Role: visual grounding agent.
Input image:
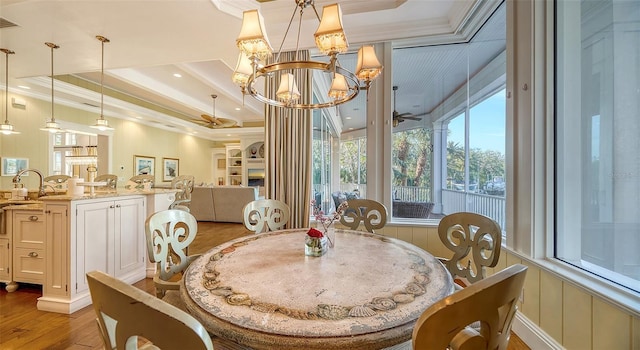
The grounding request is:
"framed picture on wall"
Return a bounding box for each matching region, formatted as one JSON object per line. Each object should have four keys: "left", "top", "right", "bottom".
{"left": 1, "top": 157, "right": 29, "bottom": 176}
{"left": 134, "top": 155, "right": 155, "bottom": 176}
{"left": 217, "top": 158, "right": 226, "bottom": 169}
{"left": 162, "top": 158, "right": 179, "bottom": 182}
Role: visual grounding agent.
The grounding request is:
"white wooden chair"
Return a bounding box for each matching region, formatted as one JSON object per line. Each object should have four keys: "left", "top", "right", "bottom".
{"left": 44, "top": 174, "right": 71, "bottom": 184}
{"left": 145, "top": 209, "right": 200, "bottom": 306}
{"left": 412, "top": 264, "right": 527, "bottom": 350}
{"left": 94, "top": 174, "right": 118, "bottom": 191}
{"left": 242, "top": 199, "right": 290, "bottom": 233}
{"left": 86, "top": 270, "right": 214, "bottom": 350}
{"left": 438, "top": 212, "right": 502, "bottom": 288}
{"left": 339, "top": 198, "right": 388, "bottom": 233}
{"left": 129, "top": 174, "right": 154, "bottom": 187}
{"left": 169, "top": 175, "right": 195, "bottom": 212}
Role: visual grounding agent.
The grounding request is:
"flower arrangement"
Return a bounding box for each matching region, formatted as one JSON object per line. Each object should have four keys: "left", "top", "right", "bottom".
{"left": 310, "top": 199, "right": 348, "bottom": 248}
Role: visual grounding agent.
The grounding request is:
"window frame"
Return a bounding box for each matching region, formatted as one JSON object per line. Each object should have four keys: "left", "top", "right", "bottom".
{"left": 507, "top": 0, "right": 640, "bottom": 316}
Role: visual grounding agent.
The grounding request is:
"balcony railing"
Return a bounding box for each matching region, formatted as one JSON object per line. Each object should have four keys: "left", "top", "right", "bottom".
{"left": 314, "top": 184, "right": 505, "bottom": 229}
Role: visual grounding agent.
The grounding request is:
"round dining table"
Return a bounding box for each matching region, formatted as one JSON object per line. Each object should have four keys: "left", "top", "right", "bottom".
{"left": 181, "top": 228, "right": 454, "bottom": 350}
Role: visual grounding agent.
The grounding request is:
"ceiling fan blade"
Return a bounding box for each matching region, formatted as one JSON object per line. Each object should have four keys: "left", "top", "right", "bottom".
{"left": 201, "top": 114, "right": 216, "bottom": 123}
{"left": 403, "top": 116, "right": 422, "bottom": 121}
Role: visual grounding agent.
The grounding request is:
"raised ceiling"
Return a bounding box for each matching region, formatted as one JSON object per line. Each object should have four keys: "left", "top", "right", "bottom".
{"left": 0, "top": 0, "right": 502, "bottom": 140}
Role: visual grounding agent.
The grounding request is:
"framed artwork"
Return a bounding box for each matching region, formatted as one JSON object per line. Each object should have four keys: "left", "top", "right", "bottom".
{"left": 1, "top": 157, "right": 29, "bottom": 176}
{"left": 217, "top": 158, "right": 226, "bottom": 169}
{"left": 162, "top": 158, "right": 179, "bottom": 182}
{"left": 134, "top": 155, "right": 155, "bottom": 176}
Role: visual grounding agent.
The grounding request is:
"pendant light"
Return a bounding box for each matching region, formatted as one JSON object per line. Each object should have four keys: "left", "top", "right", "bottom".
{"left": 40, "top": 42, "right": 62, "bottom": 133}
{"left": 0, "top": 48, "right": 19, "bottom": 135}
{"left": 90, "top": 35, "right": 113, "bottom": 131}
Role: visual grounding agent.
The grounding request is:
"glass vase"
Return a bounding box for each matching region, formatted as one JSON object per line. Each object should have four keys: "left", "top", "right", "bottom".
{"left": 305, "top": 235, "right": 328, "bottom": 257}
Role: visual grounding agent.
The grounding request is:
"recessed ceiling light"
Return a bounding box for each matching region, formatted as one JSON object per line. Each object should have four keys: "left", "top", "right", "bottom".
{"left": 173, "top": 73, "right": 182, "bottom": 78}
{"left": 235, "top": 107, "right": 241, "bottom": 111}
{"left": 345, "top": 116, "right": 351, "bottom": 120}
{"left": 18, "top": 85, "right": 30, "bottom": 89}
{"left": 226, "top": 134, "right": 232, "bottom": 137}
{"left": 135, "top": 116, "right": 143, "bottom": 119}
{"left": 349, "top": 127, "right": 354, "bottom": 130}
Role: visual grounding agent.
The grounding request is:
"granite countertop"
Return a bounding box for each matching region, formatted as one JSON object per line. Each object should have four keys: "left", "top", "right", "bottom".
{"left": 39, "top": 188, "right": 179, "bottom": 201}
{"left": 1, "top": 202, "right": 44, "bottom": 211}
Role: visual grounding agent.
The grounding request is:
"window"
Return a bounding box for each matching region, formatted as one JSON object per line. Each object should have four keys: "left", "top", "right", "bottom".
{"left": 391, "top": 2, "right": 506, "bottom": 223}
{"left": 312, "top": 108, "right": 336, "bottom": 214}
{"left": 555, "top": 0, "right": 640, "bottom": 292}
{"left": 339, "top": 136, "right": 366, "bottom": 197}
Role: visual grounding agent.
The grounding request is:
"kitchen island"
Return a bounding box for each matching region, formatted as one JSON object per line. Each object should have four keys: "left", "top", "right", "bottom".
{"left": 1, "top": 189, "right": 177, "bottom": 314}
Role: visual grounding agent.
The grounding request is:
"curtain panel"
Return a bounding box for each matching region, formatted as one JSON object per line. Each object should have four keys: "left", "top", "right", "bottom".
{"left": 264, "top": 50, "right": 313, "bottom": 228}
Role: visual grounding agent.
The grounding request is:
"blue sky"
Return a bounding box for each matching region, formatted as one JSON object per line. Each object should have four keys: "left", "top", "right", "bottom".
{"left": 448, "top": 90, "right": 506, "bottom": 154}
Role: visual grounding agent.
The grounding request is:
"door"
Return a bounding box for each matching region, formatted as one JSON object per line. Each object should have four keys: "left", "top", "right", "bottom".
{"left": 113, "top": 197, "right": 145, "bottom": 278}
{"left": 75, "top": 200, "right": 113, "bottom": 294}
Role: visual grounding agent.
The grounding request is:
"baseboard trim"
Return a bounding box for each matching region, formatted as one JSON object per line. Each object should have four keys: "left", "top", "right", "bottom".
{"left": 512, "top": 312, "right": 565, "bottom": 350}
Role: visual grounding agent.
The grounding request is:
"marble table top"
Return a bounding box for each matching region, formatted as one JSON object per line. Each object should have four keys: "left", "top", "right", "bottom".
{"left": 181, "top": 228, "right": 454, "bottom": 350}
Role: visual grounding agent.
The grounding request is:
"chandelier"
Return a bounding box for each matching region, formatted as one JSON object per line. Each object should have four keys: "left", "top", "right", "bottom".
{"left": 90, "top": 35, "right": 114, "bottom": 131}
{"left": 0, "top": 48, "right": 19, "bottom": 135}
{"left": 41, "top": 42, "right": 63, "bottom": 133}
{"left": 232, "top": 0, "right": 383, "bottom": 110}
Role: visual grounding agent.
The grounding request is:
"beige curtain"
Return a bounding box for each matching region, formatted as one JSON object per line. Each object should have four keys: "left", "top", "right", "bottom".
{"left": 264, "top": 50, "right": 312, "bottom": 229}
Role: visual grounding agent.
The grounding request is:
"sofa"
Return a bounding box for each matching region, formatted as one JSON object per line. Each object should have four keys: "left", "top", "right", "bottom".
{"left": 189, "top": 186, "right": 258, "bottom": 223}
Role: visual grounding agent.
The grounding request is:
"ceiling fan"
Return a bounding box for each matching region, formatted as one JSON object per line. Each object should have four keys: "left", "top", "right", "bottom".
{"left": 392, "top": 85, "right": 422, "bottom": 127}
{"left": 196, "top": 94, "right": 238, "bottom": 129}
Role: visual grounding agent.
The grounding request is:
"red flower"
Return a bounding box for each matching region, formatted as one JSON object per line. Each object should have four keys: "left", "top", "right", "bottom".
{"left": 307, "top": 227, "right": 324, "bottom": 238}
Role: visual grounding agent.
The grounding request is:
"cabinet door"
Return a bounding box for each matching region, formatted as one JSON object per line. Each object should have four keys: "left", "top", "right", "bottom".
{"left": 13, "top": 211, "right": 45, "bottom": 249}
{"left": 114, "top": 197, "right": 145, "bottom": 278}
{"left": 75, "top": 201, "right": 113, "bottom": 294}
{"left": 45, "top": 203, "right": 69, "bottom": 297}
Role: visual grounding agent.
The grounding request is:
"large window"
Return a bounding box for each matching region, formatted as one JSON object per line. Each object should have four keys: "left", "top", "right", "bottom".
{"left": 555, "top": 0, "right": 640, "bottom": 292}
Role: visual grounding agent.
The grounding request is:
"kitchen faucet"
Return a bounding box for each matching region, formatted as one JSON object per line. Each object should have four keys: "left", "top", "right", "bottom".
{"left": 12, "top": 168, "right": 47, "bottom": 198}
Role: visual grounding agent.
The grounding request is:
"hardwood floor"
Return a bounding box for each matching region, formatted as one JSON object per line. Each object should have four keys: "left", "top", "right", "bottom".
{"left": 0, "top": 221, "right": 529, "bottom": 350}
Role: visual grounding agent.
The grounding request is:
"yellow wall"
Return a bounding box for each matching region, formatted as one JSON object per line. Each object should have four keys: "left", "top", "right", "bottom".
{"left": 0, "top": 92, "right": 217, "bottom": 190}
{"left": 375, "top": 224, "right": 640, "bottom": 350}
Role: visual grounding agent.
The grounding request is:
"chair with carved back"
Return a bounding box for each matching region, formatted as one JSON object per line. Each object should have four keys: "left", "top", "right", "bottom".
{"left": 145, "top": 209, "right": 201, "bottom": 310}
{"left": 94, "top": 174, "right": 118, "bottom": 191}
{"left": 339, "top": 198, "right": 388, "bottom": 233}
{"left": 242, "top": 199, "right": 290, "bottom": 233}
{"left": 412, "top": 264, "right": 527, "bottom": 350}
{"left": 44, "top": 174, "right": 71, "bottom": 184}
{"left": 129, "top": 174, "right": 155, "bottom": 187}
{"left": 86, "top": 270, "right": 214, "bottom": 350}
{"left": 169, "top": 175, "right": 195, "bottom": 212}
{"left": 438, "top": 212, "right": 502, "bottom": 289}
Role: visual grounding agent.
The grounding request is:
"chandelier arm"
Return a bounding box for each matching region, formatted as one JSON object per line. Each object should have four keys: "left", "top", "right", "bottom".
{"left": 3, "top": 50, "right": 9, "bottom": 124}
{"left": 310, "top": 3, "right": 321, "bottom": 21}
{"left": 274, "top": 4, "right": 300, "bottom": 63}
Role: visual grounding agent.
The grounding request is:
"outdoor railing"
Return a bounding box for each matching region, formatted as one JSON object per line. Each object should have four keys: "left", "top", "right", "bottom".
{"left": 313, "top": 184, "right": 505, "bottom": 229}
{"left": 442, "top": 189, "right": 506, "bottom": 231}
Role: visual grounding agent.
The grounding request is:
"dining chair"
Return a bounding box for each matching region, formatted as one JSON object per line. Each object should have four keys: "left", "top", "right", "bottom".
{"left": 412, "top": 264, "right": 527, "bottom": 350}
{"left": 94, "top": 174, "right": 118, "bottom": 191}
{"left": 243, "top": 199, "right": 290, "bottom": 233}
{"left": 169, "top": 174, "right": 195, "bottom": 212}
{"left": 129, "top": 174, "right": 155, "bottom": 187}
{"left": 438, "top": 212, "right": 502, "bottom": 289}
{"left": 44, "top": 174, "right": 70, "bottom": 184}
{"left": 339, "top": 198, "right": 388, "bottom": 233}
{"left": 86, "top": 270, "right": 214, "bottom": 350}
{"left": 145, "top": 209, "right": 201, "bottom": 309}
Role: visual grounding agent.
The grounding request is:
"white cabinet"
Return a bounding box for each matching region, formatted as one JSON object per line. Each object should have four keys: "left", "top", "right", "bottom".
{"left": 75, "top": 197, "right": 145, "bottom": 295}
{"left": 12, "top": 211, "right": 46, "bottom": 285}
{"left": 0, "top": 209, "right": 46, "bottom": 292}
{"left": 39, "top": 195, "right": 146, "bottom": 314}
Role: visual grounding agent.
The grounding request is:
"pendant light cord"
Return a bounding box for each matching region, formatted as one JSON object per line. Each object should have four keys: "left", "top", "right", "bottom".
{"left": 1, "top": 49, "right": 14, "bottom": 124}
{"left": 45, "top": 42, "right": 59, "bottom": 123}
{"left": 97, "top": 36, "right": 110, "bottom": 119}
